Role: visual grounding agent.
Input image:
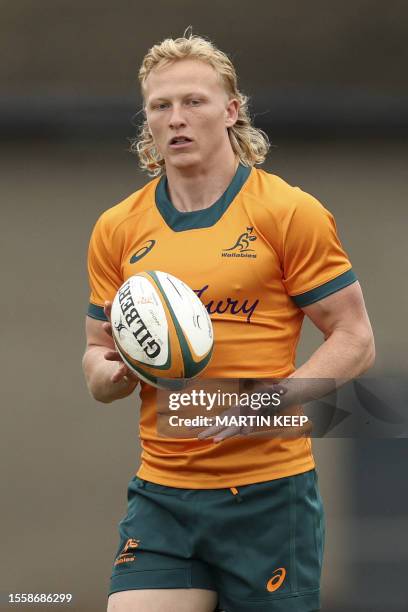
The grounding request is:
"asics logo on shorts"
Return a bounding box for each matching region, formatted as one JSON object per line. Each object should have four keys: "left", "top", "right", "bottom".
{"left": 266, "top": 567, "right": 286, "bottom": 592}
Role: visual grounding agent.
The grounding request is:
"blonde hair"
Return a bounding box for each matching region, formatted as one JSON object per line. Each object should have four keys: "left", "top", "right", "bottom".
{"left": 131, "top": 31, "right": 270, "bottom": 176}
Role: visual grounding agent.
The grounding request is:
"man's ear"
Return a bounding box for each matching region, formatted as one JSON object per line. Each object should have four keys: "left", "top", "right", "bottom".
{"left": 225, "top": 98, "right": 239, "bottom": 127}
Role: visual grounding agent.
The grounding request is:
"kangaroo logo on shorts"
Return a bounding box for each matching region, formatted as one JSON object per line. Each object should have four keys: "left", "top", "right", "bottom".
{"left": 266, "top": 567, "right": 286, "bottom": 592}
{"left": 114, "top": 538, "right": 140, "bottom": 566}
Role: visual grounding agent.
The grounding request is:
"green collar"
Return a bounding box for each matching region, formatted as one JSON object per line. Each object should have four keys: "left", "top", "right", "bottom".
{"left": 155, "top": 163, "right": 252, "bottom": 232}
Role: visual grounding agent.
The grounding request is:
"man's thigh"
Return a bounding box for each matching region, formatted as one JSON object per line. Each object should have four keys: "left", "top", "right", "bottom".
{"left": 107, "top": 588, "right": 218, "bottom": 612}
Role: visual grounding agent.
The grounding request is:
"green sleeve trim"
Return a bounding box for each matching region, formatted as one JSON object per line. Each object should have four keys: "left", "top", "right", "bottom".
{"left": 87, "top": 303, "right": 108, "bottom": 321}
{"left": 292, "top": 269, "right": 357, "bottom": 307}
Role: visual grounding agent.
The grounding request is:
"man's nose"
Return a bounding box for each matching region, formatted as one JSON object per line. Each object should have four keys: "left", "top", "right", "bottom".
{"left": 169, "top": 104, "right": 186, "bottom": 129}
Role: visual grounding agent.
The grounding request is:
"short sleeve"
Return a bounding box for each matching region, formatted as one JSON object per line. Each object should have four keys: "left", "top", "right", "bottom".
{"left": 87, "top": 214, "right": 123, "bottom": 321}
{"left": 282, "top": 190, "right": 357, "bottom": 307}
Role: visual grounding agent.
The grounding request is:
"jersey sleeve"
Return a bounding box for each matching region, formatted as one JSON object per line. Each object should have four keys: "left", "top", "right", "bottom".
{"left": 87, "top": 213, "right": 123, "bottom": 321}
{"left": 282, "top": 190, "right": 357, "bottom": 307}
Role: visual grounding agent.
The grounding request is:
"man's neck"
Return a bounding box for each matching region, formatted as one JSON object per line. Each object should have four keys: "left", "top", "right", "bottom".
{"left": 165, "top": 152, "right": 239, "bottom": 213}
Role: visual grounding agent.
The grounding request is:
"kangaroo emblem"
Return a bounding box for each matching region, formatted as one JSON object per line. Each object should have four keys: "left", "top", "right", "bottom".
{"left": 224, "top": 227, "right": 257, "bottom": 253}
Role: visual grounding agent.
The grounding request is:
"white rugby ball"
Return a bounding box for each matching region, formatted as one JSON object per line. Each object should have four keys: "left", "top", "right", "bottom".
{"left": 110, "top": 271, "right": 214, "bottom": 389}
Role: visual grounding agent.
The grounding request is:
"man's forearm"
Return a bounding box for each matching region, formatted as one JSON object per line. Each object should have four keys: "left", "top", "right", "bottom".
{"left": 294, "top": 327, "right": 375, "bottom": 381}
{"left": 82, "top": 346, "right": 138, "bottom": 403}
{"left": 284, "top": 328, "right": 375, "bottom": 406}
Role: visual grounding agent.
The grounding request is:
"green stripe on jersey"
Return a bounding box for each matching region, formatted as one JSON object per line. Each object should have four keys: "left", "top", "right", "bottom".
{"left": 292, "top": 269, "right": 357, "bottom": 307}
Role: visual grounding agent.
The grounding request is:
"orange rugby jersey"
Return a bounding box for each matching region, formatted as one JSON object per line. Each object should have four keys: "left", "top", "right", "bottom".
{"left": 87, "top": 164, "right": 356, "bottom": 487}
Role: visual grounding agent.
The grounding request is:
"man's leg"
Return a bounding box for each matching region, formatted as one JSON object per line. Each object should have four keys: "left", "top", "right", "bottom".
{"left": 202, "top": 470, "right": 324, "bottom": 612}
{"left": 109, "top": 478, "right": 218, "bottom": 610}
{"left": 107, "top": 587, "right": 218, "bottom": 612}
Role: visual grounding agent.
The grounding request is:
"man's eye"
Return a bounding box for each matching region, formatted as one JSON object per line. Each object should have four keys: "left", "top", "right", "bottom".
{"left": 188, "top": 99, "right": 201, "bottom": 106}
{"left": 154, "top": 103, "right": 169, "bottom": 110}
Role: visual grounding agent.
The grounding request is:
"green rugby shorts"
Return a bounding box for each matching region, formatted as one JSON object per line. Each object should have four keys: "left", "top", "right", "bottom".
{"left": 109, "top": 469, "right": 325, "bottom": 612}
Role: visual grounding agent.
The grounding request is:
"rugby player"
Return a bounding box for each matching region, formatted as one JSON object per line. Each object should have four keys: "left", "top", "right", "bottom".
{"left": 82, "top": 32, "right": 375, "bottom": 612}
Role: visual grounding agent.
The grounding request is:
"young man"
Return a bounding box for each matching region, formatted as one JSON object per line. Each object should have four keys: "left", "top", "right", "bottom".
{"left": 83, "top": 33, "right": 375, "bottom": 612}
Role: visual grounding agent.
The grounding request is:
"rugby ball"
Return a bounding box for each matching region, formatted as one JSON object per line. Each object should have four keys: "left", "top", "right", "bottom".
{"left": 110, "top": 271, "right": 214, "bottom": 389}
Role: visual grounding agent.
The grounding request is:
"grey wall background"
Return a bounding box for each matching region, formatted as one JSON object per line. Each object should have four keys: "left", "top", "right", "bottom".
{"left": 1, "top": 2, "right": 407, "bottom": 611}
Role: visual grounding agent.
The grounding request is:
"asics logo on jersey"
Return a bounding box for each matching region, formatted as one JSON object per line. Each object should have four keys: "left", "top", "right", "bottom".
{"left": 222, "top": 227, "right": 257, "bottom": 258}
{"left": 266, "top": 567, "right": 286, "bottom": 592}
{"left": 114, "top": 538, "right": 140, "bottom": 566}
{"left": 130, "top": 240, "right": 156, "bottom": 263}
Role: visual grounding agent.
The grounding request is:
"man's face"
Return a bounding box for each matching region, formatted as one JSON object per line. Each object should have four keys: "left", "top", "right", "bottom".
{"left": 144, "top": 59, "right": 238, "bottom": 171}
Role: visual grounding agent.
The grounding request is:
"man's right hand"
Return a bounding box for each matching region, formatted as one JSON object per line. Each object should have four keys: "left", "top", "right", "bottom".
{"left": 102, "top": 301, "right": 140, "bottom": 385}
{"left": 82, "top": 301, "right": 139, "bottom": 403}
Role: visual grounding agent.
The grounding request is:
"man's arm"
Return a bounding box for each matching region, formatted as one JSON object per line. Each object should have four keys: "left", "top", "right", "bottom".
{"left": 82, "top": 303, "right": 139, "bottom": 404}
{"left": 295, "top": 280, "right": 375, "bottom": 380}
{"left": 281, "top": 280, "right": 375, "bottom": 407}
{"left": 199, "top": 281, "right": 375, "bottom": 441}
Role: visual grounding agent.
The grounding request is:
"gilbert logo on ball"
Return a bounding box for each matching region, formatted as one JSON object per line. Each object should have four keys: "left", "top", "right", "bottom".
{"left": 111, "top": 271, "right": 214, "bottom": 389}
